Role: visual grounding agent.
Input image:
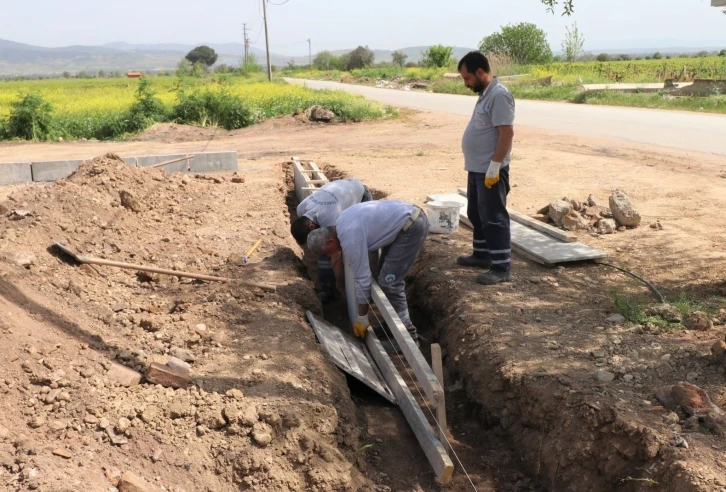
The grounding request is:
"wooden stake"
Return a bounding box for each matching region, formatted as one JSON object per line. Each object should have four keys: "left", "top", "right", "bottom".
{"left": 430, "top": 344, "right": 449, "bottom": 456}
{"left": 149, "top": 155, "right": 193, "bottom": 169}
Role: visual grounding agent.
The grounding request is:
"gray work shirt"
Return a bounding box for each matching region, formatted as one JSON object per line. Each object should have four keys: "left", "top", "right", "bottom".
{"left": 297, "top": 178, "right": 366, "bottom": 228}
{"left": 336, "top": 200, "right": 416, "bottom": 304}
{"left": 461, "top": 78, "right": 515, "bottom": 173}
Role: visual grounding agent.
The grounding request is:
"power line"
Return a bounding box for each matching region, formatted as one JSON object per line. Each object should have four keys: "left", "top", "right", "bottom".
{"left": 267, "top": 0, "right": 290, "bottom": 5}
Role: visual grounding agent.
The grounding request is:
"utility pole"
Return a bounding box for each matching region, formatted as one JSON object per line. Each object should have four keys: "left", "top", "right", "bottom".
{"left": 261, "top": 0, "right": 272, "bottom": 81}
{"left": 307, "top": 39, "right": 312, "bottom": 68}
{"left": 242, "top": 23, "right": 249, "bottom": 67}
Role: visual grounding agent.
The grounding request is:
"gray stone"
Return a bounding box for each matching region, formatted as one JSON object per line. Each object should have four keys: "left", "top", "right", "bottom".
{"left": 596, "top": 218, "right": 617, "bottom": 235}
{"left": 623, "top": 374, "right": 634, "bottom": 382}
{"left": 166, "top": 357, "right": 190, "bottom": 372}
{"left": 587, "top": 194, "right": 602, "bottom": 207}
{"left": 0, "top": 162, "right": 32, "bottom": 185}
{"left": 606, "top": 314, "right": 626, "bottom": 324}
{"left": 656, "top": 363, "right": 673, "bottom": 377}
{"left": 595, "top": 370, "right": 616, "bottom": 383}
{"left": 609, "top": 190, "right": 641, "bottom": 227}
{"left": 686, "top": 372, "right": 699, "bottom": 382}
{"left": 562, "top": 212, "right": 588, "bottom": 231}
{"left": 170, "top": 347, "right": 196, "bottom": 363}
{"left": 592, "top": 350, "right": 607, "bottom": 359}
{"left": 188, "top": 151, "right": 238, "bottom": 173}
{"left": 31, "top": 159, "right": 84, "bottom": 182}
{"left": 548, "top": 199, "right": 573, "bottom": 227}
{"left": 307, "top": 105, "right": 335, "bottom": 123}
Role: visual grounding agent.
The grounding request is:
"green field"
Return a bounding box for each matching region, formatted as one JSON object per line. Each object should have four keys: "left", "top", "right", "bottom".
{"left": 283, "top": 56, "right": 726, "bottom": 114}
{"left": 0, "top": 74, "right": 397, "bottom": 142}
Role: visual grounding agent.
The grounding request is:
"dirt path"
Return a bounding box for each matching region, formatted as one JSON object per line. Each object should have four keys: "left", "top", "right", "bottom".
{"left": 2, "top": 110, "right": 726, "bottom": 491}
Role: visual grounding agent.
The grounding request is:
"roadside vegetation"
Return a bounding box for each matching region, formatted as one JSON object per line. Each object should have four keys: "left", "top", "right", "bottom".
{"left": 281, "top": 24, "right": 726, "bottom": 115}
{"left": 0, "top": 70, "right": 396, "bottom": 142}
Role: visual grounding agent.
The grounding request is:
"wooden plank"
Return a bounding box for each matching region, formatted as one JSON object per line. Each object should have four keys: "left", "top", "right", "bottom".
{"left": 307, "top": 179, "right": 329, "bottom": 184}
{"left": 430, "top": 344, "right": 449, "bottom": 456}
{"left": 343, "top": 262, "right": 359, "bottom": 333}
{"left": 455, "top": 188, "right": 576, "bottom": 242}
{"left": 370, "top": 282, "right": 444, "bottom": 406}
{"left": 365, "top": 331, "right": 454, "bottom": 484}
{"left": 306, "top": 311, "right": 395, "bottom": 403}
{"left": 509, "top": 210, "right": 577, "bottom": 243}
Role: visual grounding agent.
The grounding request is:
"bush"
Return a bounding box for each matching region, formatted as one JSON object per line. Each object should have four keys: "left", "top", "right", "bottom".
{"left": 421, "top": 45, "right": 453, "bottom": 68}
{"left": 125, "top": 78, "right": 168, "bottom": 132}
{"left": 479, "top": 22, "right": 552, "bottom": 64}
{"left": 596, "top": 53, "right": 611, "bottom": 62}
{"left": 172, "top": 89, "right": 254, "bottom": 130}
{"left": 2, "top": 93, "right": 55, "bottom": 141}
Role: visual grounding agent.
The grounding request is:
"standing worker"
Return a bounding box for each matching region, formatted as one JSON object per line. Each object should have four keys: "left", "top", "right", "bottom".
{"left": 291, "top": 178, "right": 373, "bottom": 302}
{"left": 457, "top": 51, "right": 515, "bottom": 285}
{"left": 306, "top": 200, "right": 428, "bottom": 350}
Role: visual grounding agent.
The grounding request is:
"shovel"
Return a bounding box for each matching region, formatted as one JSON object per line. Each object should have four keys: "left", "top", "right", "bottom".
{"left": 53, "top": 242, "right": 276, "bottom": 292}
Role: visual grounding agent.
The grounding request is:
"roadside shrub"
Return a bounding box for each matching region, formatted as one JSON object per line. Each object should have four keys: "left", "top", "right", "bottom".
{"left": 2, "top": 93, "right": 55, "bottom": 141}
{"left": 125, "top": 78, "right": 168, "bottom": 133}
{"left": 172, "top": 89, "right": 254, "bottom": 130}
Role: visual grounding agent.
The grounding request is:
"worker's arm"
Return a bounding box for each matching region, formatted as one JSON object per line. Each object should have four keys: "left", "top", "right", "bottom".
{"left": 342, "top": 237, "right": 373, "bottom": 337}
{"left": 485, "top": 92, "right": 516, "bottom": 188}
{"left": 492, "top": 125, "right": 514, "bottom": 163}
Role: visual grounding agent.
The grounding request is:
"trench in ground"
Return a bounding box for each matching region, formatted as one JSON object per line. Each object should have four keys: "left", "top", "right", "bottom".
{"left": 284, "top": 165, "right": 537, "bottom": 491}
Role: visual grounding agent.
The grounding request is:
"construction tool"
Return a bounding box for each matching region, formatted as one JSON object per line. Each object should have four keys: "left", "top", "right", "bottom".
{"left": 53, "top": 242, "right": 276, "bottom": 292}
{"left": 242, "top": 239, "right": 263, "bottom": 265}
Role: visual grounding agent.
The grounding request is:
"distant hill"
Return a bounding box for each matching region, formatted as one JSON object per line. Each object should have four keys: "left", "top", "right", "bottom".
{"left": 0, "top": 39, "right": 480, "bottom": 77}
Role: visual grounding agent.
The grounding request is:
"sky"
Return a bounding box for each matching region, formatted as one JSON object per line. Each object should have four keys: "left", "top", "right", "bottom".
{"left": 0, "top": 0, "right": 724, "bottom": 55}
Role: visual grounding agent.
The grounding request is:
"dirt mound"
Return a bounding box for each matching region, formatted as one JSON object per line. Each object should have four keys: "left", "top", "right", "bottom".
{"left": 0, "top": 156, "right": 372, "bottom": 491}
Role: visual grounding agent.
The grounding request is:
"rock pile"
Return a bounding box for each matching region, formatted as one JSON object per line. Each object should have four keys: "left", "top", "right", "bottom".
{"left": 543, "top": 190, "right": 643, "bottom": 234}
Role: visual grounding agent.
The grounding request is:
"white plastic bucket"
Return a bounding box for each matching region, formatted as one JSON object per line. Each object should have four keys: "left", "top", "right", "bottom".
{"left": 426, "top": 200, "right": 461, "bottom": 234}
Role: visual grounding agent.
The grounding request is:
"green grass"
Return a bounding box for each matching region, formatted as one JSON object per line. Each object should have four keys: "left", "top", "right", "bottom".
{"left": 611, "top": 291, "right": 725, "bottom": 329}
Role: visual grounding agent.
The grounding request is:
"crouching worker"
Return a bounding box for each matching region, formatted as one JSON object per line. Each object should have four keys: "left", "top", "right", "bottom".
{"left": 291, "top": 178, "right": 373, "bottom": 302}
{"left": 306, "top": 200, "right": 429, "bottom": 349}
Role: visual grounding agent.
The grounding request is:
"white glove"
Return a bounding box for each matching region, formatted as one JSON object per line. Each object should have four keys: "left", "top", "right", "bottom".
{"left": 485, "top": 161, "right": 502, "bottom": 189}
{"left": 353, "top": 314, "right": 370, "bottom": 338}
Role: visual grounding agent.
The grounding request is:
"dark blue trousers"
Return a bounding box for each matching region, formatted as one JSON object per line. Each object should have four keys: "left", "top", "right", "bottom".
{"left": 467, "top": 168, "right": 511, "bottom": 272}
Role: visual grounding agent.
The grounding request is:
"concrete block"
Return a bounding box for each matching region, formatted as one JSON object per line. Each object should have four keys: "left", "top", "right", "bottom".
{"left": 146, "top": 362, "right": 190, "bottom": 389}
{"left": 189, "top": 151, "right": 238, "bottom": 173}
{"left": 31, "top": 159, "right": 84, "bottom": 182}
{"left": 121, "top": 156, "right": 138, "bottom": 166}
{"left": 135, "top": 154, "right": 190, "bottom": 173}
{"left": 0, "top": 162, "right": 33, "bottom": 185}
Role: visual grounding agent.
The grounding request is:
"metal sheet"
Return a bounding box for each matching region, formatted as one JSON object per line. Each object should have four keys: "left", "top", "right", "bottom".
{"left": 306, "top": 311, "right": 395, "bottom": 403}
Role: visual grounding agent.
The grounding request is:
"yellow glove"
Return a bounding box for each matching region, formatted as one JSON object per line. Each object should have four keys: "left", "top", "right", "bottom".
{"left": 484, "top": 160, "right": 502, "bottom": 189}
{"left": 353, "top": 315, "right": 370, "bottom": 338}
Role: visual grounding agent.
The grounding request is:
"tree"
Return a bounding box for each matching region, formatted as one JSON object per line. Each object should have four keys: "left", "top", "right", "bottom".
{"left": 479, "top": 23, "right": 552, "bottom": 65}
{"left": 596, "top": 53, "right": 611, "bottom": 62}
{"left": 421, "top": 45, "right": 453, "bottom": 68}
{"left": 62, "top": 71, "right": 70, "bottom": 78}
{"left": 561, "top": 22, "right": 585, "bottom": 62}
{"left": 185, "top": 45, "right": 218, "bottom": 67}
{"left": 696, "top": 50, "right": 709, "bottom": 58}
{"left": 720, "top": 49, "right": 726, "bottom": 57}
{"left": 391, "top": 51, "right": 408, "bottom": 68}
{"left": 345, "top": 46, "right": 375, "bottom": 70}
{"left": 176, "top": 58, "right": 193, "bottom": 76}
{"left": 239, "top": 54, "right": 263, "bottom": 75}
{"left": 653, "top": 52, "right": 663, "bottom": 60}
{"left": 314, "top": 51, "right": 335, "bottom": 70}
{"left": 540, "top": 0, "right": 574, "bottom": 15}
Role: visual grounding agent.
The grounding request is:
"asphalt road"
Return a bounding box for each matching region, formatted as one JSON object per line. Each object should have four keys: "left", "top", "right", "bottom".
{"left": 286, "top": 78, "right": 726, "bottom": 155}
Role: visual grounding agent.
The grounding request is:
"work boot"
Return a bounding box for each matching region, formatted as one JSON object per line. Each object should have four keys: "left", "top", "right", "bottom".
{"left": 476, "top": 269, "right": 512, "bottom": 285}
{"left": 456, "top": 255, "right": 491, "bottom": 269}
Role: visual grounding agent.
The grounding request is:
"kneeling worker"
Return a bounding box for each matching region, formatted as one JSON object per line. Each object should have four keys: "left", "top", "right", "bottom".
{"left": 306, "top": 200, "right": 429, "bottom": 346}
{"left": 291, "top": 178, "right": 373, "bottom": 302}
